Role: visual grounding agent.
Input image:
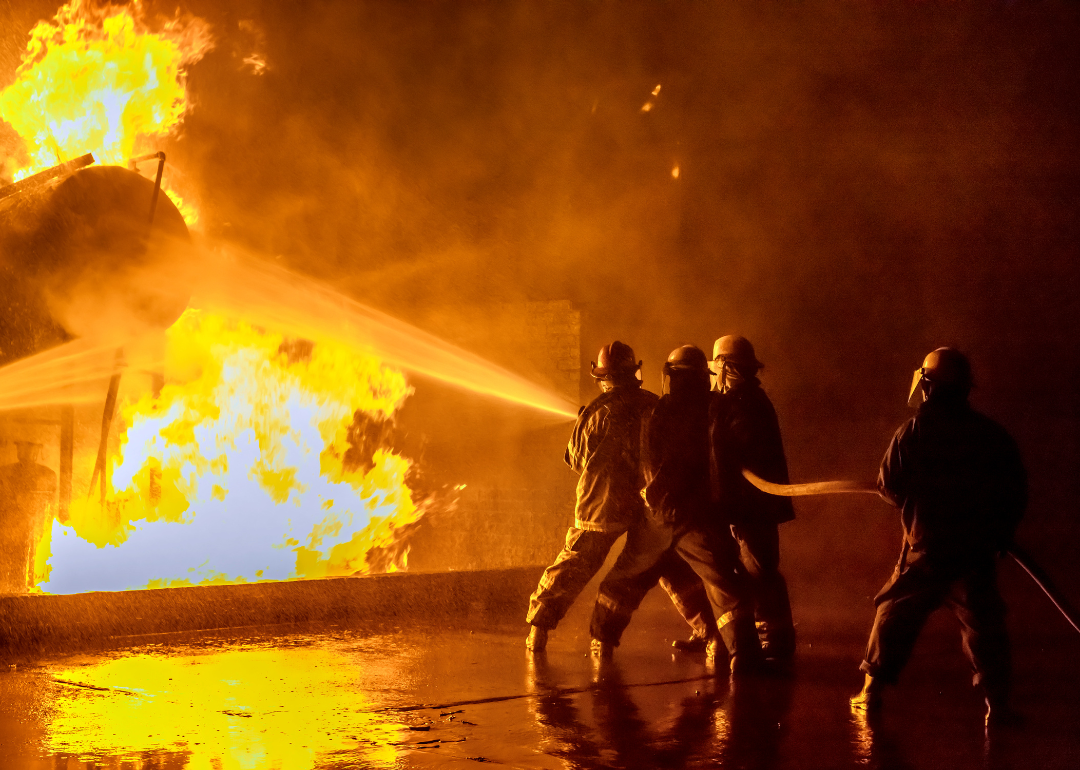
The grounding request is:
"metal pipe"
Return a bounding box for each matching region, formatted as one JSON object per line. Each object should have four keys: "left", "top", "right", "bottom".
{"left": 148, "top": 151, "right": 165, "bottom": 226}
{"left": 59, "top": 404, "right": 73, "bottom": 522}
{"left": 126, "top": 149, "right": 166, "bottom": 226}
{"left": 88, "top": 350, "right": 125, "bottom": 504}
{"left": 0, "top": 153, "right": 95, "bottom": 200}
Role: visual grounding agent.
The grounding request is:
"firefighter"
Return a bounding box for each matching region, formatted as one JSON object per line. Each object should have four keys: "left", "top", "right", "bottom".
{"left": 588, "top": 345, "right": 761, "bottom": 674}
{"left": 850, "top": 348, "right": 1027, "bottom": 727}
{"left": 526, "top": 342, "right": 715, "bottom": 652}
{"left": 710, "top": 335, "right": 797, "bottom": 664}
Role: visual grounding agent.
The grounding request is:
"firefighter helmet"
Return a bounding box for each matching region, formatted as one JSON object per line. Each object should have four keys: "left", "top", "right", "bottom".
{"left": 907, "top": 347, "right": 972, "bottom": 406}
{"left": 711, "top": 335, "right": 763, "bottom": 371}
{"left": 590, "top": 341, "right": 642, "bottom": 380}
{"left": 664, "top": 344, "right": 710, "bottom": 373}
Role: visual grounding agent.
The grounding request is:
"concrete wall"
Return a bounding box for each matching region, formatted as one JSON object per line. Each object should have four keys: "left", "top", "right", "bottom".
{"left": 0, "top": 566, "right": 544, "bottom": 655}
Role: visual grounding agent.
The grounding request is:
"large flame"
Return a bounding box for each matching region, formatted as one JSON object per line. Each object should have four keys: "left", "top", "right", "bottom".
{"left": 0, "top": 0, "right": 210, "bottom": 220}
{"left": 37, "top": 309, "right": 425, "bottom": 593}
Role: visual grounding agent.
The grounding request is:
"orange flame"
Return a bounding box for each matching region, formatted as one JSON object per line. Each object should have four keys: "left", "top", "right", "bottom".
{"left": 0, "top": 0, "right": 211, "bottom": 177}
{"left": 38, "top": 310, "right": 425, "bottom": 593}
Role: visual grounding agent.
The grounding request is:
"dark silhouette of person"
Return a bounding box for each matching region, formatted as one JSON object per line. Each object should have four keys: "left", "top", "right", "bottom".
{"left": 851, "top": 348, "right": 1026, "bottom": 728}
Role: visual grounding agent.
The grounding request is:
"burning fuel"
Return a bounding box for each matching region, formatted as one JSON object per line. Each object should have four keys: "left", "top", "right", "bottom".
{"left": 39, "top": 309, "right": 423, "bottom": 593}
{"left": 0, "top": 0, "right": 211, "bottom": 222}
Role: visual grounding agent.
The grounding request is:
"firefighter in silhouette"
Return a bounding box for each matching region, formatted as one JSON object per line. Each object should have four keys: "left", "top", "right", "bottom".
{"left": 851, "top": 348, "right": 1026, "bottom": 727}
{"left": 0, "top": 441, "right": 57, "bottom": 593}
{"left": 588, "top": 345, "right": 760, "bottom": 674}
{"left": 526, "top": 342, "right": 716, "bottom": 652}
{"left": 709, "top": 335, "right": 797, "bottom": 663}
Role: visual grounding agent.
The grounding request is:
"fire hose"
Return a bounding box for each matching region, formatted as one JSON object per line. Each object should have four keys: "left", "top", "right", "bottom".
{"left": 741, "top": 468, "right": 1080, "bottom": 636}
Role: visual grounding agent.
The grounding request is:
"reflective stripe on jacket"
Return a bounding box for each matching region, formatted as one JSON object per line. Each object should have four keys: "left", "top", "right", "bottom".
{"left": 566, "top": 386, "right": 659, "bottom": 532}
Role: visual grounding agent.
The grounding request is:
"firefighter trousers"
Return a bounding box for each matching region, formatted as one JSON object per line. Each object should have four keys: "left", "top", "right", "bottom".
{"left": 589, "top": 517, "right": 759, "bottom": 664}
{"left": 731, "top": 520, "right": 795, "bottom": 658}
{"left": 527, "top": 526, "right": 713, "bottom": 635}
{"left": 860, "top": 547, "right": 1010, "bottom": 696}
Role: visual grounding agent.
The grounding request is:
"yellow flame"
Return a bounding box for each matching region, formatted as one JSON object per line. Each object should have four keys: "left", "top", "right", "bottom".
{"left": 163, "top": 184, "right": 200, "bottom": 228}
{"left": 41, "top": 309, "right": 422, "bottom": 592}
{"left": 0, "top": 0, "right": 211, "bottom": 183}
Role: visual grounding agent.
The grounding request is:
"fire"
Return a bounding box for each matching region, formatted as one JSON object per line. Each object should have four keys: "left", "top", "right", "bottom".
{"left": 0, "top": 0, "right": 211, "bottom": 222}
{"left": 38, "top": 309, "right": 424, "bottom": 593}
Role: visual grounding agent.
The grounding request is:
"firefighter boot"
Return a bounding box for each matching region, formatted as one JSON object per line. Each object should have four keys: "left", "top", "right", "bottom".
{"left": 849, "top": 674, "right": 884, "bottom": 713}
{"left": 758, "top": 621, "right": 796, "bottom": 663}
{"left": 672, "top": 629, "right": 712, "bottom": 653}
{"left": 525, "top": 625, "right": 549, "bottom": 652}
{"left": 983, "top": 683, "right": 1022, "bottom": 730}
{"left": 718, "top": 611, "right": 763, "bottom": 677}
{"left": 704, "top": 637, "right": 729, "bottom": 675}
{"left": 590, "top": 638, "right": 615, "bottom": 659}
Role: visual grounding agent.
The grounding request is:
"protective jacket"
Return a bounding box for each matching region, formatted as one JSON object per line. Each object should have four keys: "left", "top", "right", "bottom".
{"left": 642, "top": 388, "right": 712, "bottom": 524}
{"left": 878, "top": 397, "right": 1026, "bottom": 556}
{"left": 565, "top": 385, "right": 659, "bottom": 532}
{"left": 709, "top": 380, "right": 795, "bottom": 527}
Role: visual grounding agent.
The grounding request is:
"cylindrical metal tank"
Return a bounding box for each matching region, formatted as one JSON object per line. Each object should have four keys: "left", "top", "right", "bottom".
{"left": 0, "top": 164, "right": 191, "bottom": 367}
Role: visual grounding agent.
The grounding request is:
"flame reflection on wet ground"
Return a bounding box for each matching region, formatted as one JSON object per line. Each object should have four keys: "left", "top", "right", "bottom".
{"left": 42, "top": 642, "right": 405, "bottom": 769}
{"left": 0, "top": 585, "right": 1078, "bottom": 770}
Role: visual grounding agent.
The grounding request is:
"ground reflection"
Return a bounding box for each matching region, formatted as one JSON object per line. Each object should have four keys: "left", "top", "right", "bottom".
{"left": 41, "top": 639, "right": 405, "bottom": 769}
{"left": 848, "top": 704, "right": 914, "bottom": 770}
{"left": 3, "top": 615, "right": 1073, "bottom": 769}
{"left": 526, "top": 655, "right": 794, "bottom": 769}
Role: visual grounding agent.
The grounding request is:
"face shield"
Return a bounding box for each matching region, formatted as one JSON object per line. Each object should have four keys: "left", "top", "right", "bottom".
{"left": 596, "top": 366, "right": 643, "bottom": 392}
{"left": 709, "top": 358, "right": 745, "bottom": 394}
{"left": 907, "top": 368, "right": 928, "bottom": 408}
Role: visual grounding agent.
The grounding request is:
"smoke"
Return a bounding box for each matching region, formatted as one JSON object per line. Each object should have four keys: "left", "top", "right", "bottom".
{"left": 2, "top": 1, "right": 1078, "bottom": 597}
{"left": 167, "top": 0, "right": 1080, "bottom": 595}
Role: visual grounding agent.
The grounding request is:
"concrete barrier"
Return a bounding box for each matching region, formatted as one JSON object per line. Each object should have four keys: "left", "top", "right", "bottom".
{"left": 0, "top": 565, "right": 544, "bottom": 654}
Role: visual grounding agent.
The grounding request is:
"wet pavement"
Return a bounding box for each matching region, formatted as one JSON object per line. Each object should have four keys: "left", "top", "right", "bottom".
{"left": 0, "top": 581, "right": 1077, "bottom": 769}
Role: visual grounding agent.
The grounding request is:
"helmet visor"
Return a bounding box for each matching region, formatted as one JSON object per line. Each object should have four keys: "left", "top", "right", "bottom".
{"left": 907, "top": 368, "right": 926, "bottom": 408}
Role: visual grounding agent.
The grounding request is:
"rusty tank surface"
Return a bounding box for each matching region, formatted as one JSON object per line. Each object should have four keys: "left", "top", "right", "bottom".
{"left": 0, "top": 161, "right": 191, "bottom": 367}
